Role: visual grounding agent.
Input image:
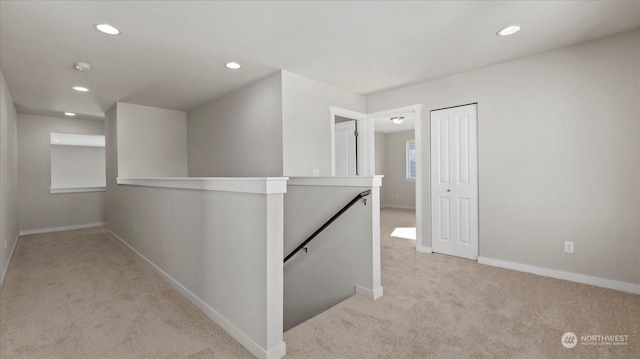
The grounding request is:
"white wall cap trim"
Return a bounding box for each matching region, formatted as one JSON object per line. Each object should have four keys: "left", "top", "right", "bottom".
{"left": 478, "top": 256, "right": 640, "bottom": 295}
{"left": 288, "top": 176, "right": 382, "bottom": 187}
{"left": 117, "top": 177, "right": 288, "bottom": 194}
{"left": 50, "top": 187, "right": 106, "bottom": 194}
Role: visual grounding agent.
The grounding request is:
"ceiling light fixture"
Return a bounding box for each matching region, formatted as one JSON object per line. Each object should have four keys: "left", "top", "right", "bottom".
{"left": 72, "top": 86, "right": 89, "bottom": 92}
{"left": 390, "top": 116, "right": 404, "bottom": 124}
{"left": 95, "top": 24, "right": 121, "bottom": 35}
{"left": 74, "top": 62, "right": 92, "bottom": 71}
{"left": 225, "top": 62, "right": 241, "bottom": 70}
{"left": 64, "top": 112, "right": 76, "bottom": 116}
{"left": 497, "top": 25, "right": 522, "bottom": 36}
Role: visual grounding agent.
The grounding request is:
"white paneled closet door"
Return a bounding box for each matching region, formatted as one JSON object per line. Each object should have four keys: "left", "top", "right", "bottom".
{"left": 430, "top": 104, "right": 478, "bottom": 260}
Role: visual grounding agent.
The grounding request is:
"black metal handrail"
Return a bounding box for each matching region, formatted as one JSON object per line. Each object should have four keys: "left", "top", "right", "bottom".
{"left": 284, "top": 189, "right": 371, "bottom": 264}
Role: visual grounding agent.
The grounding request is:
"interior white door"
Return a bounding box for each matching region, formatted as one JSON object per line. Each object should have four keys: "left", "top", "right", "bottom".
{"left": 430, "top": 104, "right": 478, "bottom": 259}
{"left": 334, "top": 120, "right": 357, "bottom": 176}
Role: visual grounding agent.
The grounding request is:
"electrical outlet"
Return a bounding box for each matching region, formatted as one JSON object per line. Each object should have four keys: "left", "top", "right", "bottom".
{"left": 564, "top": 241, "right": 574, "bottom": 254}
{"left": 312, "top": 169, "right": 320, "bottom": 176}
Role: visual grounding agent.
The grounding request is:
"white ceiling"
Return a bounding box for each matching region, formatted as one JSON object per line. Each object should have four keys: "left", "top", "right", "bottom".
{"left": 1, "top": 1, "right": 639, "bottom": 120}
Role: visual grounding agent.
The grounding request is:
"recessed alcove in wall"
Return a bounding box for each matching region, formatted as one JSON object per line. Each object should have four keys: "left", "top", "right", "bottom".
{"left": 50, "top": 132, "right": 106, "bottom": 193}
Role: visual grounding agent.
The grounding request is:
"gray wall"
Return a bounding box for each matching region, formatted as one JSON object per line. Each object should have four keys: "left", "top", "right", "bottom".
{"left": 0, "top": 71, "right": 19, "bottom": 288}
{"left": 377, "top": 130, "right": 416, "bottom": 209}
{"left": 106, "top": 104, "right": 285, "bottom": 357}
{"left": 105, "top": 105, "right": 118, "bottom": 230}
{"left": 188, "top": 73, "right": 283, "bottom": 177}
{"left": 117, "top": 103, "right": 187, "bottom": 178}
{"left": 367, "top": 29, "right": 640, "bottom": 285}
{"left": 282, "top": 71, "right": 366, "bottom": 176}
{"left": 284, "top": 184, "right": 378, "bottom": 331}
{"left": 374, "top": 132, "right": 385, "bottom": 176}
{"left": 17, "top": 114, "right": 106, "bottom": 233}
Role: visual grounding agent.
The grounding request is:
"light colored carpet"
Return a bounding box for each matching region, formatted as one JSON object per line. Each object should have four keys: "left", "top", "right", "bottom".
{"left": 2, "top": 210, "right": 639, "bottom": 358}
{"left": 0, "top": 227, "right": 253, "bottom": 359}
{"left": 284, "top": 208, "right": 640, "bottom": 359}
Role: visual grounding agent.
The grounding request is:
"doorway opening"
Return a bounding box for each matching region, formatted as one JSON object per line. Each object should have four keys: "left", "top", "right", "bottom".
{"left": 334, "top": 115, "right": 359, "bottom": 176}
{"left": 371, "top": 111, "right": 417, "bottom": 249}
{"left": 330, "top": 107, "right": 368, "bottom": 176}
{"left": 329, "top": 104, "right": 424, "bottom": 252}
{"left": 368, "top": 105, "right": 425, "bottom": 252}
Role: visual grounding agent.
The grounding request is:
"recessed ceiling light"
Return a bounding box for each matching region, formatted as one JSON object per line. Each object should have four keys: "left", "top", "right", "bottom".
{"left": 74, "top": 62, "right": 92, "bottom": 71}
{"left": 225, "top": 62, "right": 241, "bottom": 70}
{"left": 95, "top": 24, "right": 120, "bottom": 35}
{"left": 497, "top": 25, "right": 522, "bottom": 36}
{"left": 72, "top": 86, "right": 89, "bottom": 92}
{"left": 64, "top": 112, "right": 76, "bottom": 116}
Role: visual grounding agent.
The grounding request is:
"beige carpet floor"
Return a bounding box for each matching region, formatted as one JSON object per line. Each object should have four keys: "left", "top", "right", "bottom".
{"left": 284, "top": 208, "right": 640, "bottom": 359}
{"left": 0, "top": 228, "right": 253, "bottom": 359}
{"left": 1, "top": 209, "right": 639, "bottom": 358}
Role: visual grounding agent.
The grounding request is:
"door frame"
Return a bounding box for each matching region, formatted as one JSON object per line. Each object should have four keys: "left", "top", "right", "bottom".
{"left": 330, "top": 106, "right": 368, "bottom": 176}
{"left": 367, "top": 104, "right": 427, "bottom": 253}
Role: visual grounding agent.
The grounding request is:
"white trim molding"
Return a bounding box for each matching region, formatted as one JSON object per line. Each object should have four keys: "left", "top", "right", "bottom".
{"left": 0, "top": 234, "right": 20, "bottom": 293}
{"left": 19, "top": 222, "right": 106, "bottom": 236}
{"left": 50, "top": 187, "right": 106, "bottom": 194}
{"left": 117, "top": 177, "right": 288, "bottom": 194}
{"left": 107, "top": 229, "right": 286, "bottom": 359}
{"left": 288, "top": 176, "right": 382, "bottom": 188}
{"left": 416, "top": 245, "right": 433, "bottom": 254}
{"left": 478, "top": 257, "right": 640, "bottom": 295}
{"left": 356, "top": 285, "right": 384, "bottom": 300}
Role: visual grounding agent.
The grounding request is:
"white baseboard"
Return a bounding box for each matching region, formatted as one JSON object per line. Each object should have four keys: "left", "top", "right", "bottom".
{"left": 20, "top": 222, "right": 106, "bottom": 236}
{"left": 356, "top": 285, "right": 384, "bottom": 300}
{"left": 106, "top": 229, "right": 286, "bottom": 359}
{"left": 0, "top": 234, "right": 20, "bottom": 293}
{"left": 381, "top": 205, "right": 416, "bottom": 210}
{"left": 416, "top": 245, "right": 432, "bottom": 254}
{"left": 477, "top": 256, "right": 640, "bottom": 295}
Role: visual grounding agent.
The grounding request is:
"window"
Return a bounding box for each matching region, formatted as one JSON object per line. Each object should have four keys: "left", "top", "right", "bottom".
{"left": 50, "top": 133, "right": 106, "bottom": 193}
{"left": 406, "top": 140, "right": 416, "bottom": 180}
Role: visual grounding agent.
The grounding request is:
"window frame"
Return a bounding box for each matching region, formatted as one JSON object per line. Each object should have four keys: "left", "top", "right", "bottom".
{"left": 406, "top": 139, "right": 416, "bottom": 181}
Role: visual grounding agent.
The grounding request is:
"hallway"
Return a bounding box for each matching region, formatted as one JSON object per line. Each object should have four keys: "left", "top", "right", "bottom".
{"left": 1, "top": 209, "right": 639, "bottom": 358}
{"left": 0, "top": 227, "right": 253, "bottom": 358}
